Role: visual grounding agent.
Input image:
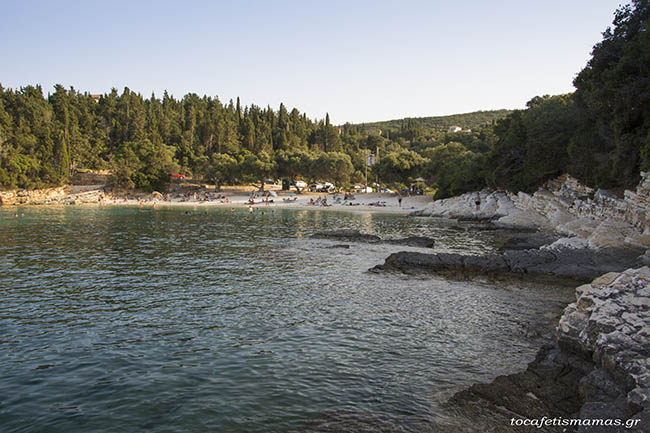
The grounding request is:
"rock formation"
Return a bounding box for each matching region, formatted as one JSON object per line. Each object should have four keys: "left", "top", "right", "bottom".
{"left": 371, "top": 248, "right": 645, "bottom": 286}
{"left": 311, "top": 230, "right": 435, "bottom": 248}
{"left": 413, "top": 172, "right": 650, "bottom": 251}
{"left": 444, "top": 267, "right": 650, "bottom": 433}
{"left": 0, "top": 186, "right": 104, "bottom": 205}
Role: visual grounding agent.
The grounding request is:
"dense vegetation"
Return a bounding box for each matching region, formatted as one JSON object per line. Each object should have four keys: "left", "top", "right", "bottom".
{"left": 0, "top": 84, "right": 504, "bottom": 192}
{"left": 361, "top": 110, "right": 512, "bottom": 137}
{"left": 0, "top": 1, "right": 647, "bottom": 197}
{"left": 430, "top": 0, "right": 650, "bottom": 197}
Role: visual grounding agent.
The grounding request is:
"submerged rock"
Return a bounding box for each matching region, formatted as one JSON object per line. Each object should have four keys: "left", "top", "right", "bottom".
{"left": 311, "top": 230, "right": 435, "bottom": 248}
{"left": 383, "top": 236, "right": 435, "bottom": 248}
{"left": 444, "top": 267, "right": 650, "bottom": 432}
{"left": 498, "top": 232, "right": 561, "bottom": 251}
{"left": 311, "top": 230, "right": 381, "bottom": 243}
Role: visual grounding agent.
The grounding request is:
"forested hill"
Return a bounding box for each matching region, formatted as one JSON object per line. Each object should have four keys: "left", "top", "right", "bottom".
{"left": 0, "top": 1, "right": 647, "bottom": 198}
{"left": 359, "top": 110, "right": 513, "bottom": 134}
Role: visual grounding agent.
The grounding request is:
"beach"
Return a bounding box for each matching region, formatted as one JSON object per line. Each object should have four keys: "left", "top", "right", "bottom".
{"left": 98, "top": 184, "right": 433, "bottom": 215}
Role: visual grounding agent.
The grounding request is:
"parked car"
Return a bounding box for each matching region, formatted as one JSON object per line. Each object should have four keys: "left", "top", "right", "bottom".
{"left": 295, "top": 180, "right": 307, "bottom": 189}
{"left": 170, "top": 173, "right": 185, "bottom": 181}
{"left": 308, "top": 183, "right": 323, "bottom": 192}
{"left": 73, "top": 166, "right": 91, "bottom": 174}
{"left": 308, "top": 182, "right": 335, "bottom": 192}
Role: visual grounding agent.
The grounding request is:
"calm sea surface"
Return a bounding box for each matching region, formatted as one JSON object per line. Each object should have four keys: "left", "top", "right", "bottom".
{"left": 0, "top": 206, "right": 573, "bottom": 432}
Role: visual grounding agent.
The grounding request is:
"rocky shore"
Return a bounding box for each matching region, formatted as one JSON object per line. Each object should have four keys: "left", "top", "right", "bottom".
{"left": 413, "top": 172, "right": 650, "bottom": 250}
{"left": 378, "top": 173, "right": 650, "bottom": 432}
{"left": 311, "top": 229, "right": 436, "bottom": 248}
{"left": 371, "top": 247, "right": 646, "bottom": 286}
{"left": 0, "top": 185, "right": 105, "bottom": 205}
{"left": 441, "top": 267, "right": 650, "bottom": 433}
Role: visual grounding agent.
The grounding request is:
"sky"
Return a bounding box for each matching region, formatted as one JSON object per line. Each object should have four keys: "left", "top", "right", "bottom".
{"left": 1, "top": 0, "right": 628, "bottom": 124}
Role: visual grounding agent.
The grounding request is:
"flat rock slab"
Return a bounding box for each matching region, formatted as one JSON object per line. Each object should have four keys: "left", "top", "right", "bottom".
{"left": 371, "top": 247, "right": 644, "bottom": 285}
{"left": 311, "top": 230, "right": 435, "bottom": 248}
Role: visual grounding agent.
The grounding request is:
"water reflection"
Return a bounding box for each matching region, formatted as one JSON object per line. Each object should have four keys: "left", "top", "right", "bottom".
{"left": 0, "top": 206, "right": 572, "bottom": 433}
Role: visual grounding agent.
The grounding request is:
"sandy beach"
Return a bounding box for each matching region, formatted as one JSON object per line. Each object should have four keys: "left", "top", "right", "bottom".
{"left": 99, "top": 184, "right": 433, "bottom": 214}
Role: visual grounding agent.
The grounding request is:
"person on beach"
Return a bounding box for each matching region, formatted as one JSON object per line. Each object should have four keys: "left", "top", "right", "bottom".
{"left": 398, "top": 194, "right": 403, "bottom": 207}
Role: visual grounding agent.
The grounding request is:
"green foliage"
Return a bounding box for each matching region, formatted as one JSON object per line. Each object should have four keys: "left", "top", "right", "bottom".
{"left": 1, "top": 0, "right": 647, "bottom": 198}
{"left": 571, "top": 0, "right": 650, "bottom": 187}
{"left": 241, "top": 151, "right": 276, "bottom": 187}
{"left": 362, "top": 110, "right": 513, "bottom": 137}
{"left": 274, "top": 149, "right": 312, "bottom": 184}
{"left": 487, "top": 94, "right": 578, "bottom": 192}
{"left": 206, "top": 153, "right": 239, "bottom": 190}
{"left": 314, "top": 152, "right": 355, "bottom": 186}
{"left": 373, "top": 148, "right": 426, "bottom": 185}
{"left": 423, "top": 142, "right": 485, "bottom": 198}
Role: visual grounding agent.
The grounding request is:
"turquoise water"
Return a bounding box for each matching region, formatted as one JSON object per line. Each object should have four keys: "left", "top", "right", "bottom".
{"left": 0, "top": 206, "right": 572, "bottom": 432}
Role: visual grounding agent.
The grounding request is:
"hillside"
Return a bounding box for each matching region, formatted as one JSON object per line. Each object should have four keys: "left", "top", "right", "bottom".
{"left": 358, "top": 109, "right": 513, "bottom": 133}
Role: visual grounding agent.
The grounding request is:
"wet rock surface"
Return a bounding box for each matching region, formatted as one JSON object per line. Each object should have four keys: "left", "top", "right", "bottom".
{"left": 311, "top": 230, "right": 435, "bottom": 248}
{"left": 498, "top": 232, "right": 563, "bottom": 251}
{"left": 312, "top": 229, "right": 381, "bottom": 243}
{"left": 371, "top": 247, "right": 645, "bottom": 285}
{"left": 443, "top": 267, "right": 650, "bottom": 433}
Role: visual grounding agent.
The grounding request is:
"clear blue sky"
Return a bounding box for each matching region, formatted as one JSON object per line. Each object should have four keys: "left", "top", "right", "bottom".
{"left": 1, "top": 0, "right": 627, "bottom": 124}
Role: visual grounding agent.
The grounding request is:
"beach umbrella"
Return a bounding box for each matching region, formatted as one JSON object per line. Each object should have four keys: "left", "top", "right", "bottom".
{"left": 152, "top": 191, "right": 163, "bottom": 199}
{"left": 288, "top": 192, "right": 296, "bottom": 196}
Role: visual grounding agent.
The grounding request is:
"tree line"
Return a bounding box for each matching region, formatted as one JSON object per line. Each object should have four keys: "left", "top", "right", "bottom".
{"left": 0, "top": 1, "right": 648, "bottom": 197}
{"left": 411, "top": 0, "right": 649, "bottom": 198}
{"left": 0, "top": 82, "right": 503, "bottom": 193}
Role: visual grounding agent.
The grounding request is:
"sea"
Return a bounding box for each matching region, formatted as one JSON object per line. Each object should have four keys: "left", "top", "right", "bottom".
{"left": 0, "top": 206, "right": 573, "bottom": 432}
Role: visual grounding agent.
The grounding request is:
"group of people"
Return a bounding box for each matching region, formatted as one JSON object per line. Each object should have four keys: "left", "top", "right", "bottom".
{"left": 249, "top": 190, "right": 275, "bottom": 205}
{"left": 179, "top": 192, "right": 230, "bottom": 203}
{"left": 307, "top": 196, "right": 330, "bottom": 206}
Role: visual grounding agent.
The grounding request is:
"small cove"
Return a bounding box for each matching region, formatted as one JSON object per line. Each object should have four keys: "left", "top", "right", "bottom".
{"left": 0, "top": 206, "right": 574, "bottom": 432}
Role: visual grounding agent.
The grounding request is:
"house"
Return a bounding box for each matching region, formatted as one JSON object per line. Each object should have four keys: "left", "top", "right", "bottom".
{"left": 448, "top": 125, "right": 463, "bottom": 132}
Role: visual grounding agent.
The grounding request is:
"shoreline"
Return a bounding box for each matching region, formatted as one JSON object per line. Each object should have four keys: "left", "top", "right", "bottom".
{"left": 3, "top": 176, "right": 649, "bottom": 431}
{"left": 1, "top": 185, "right": 433, "bottom": 216}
